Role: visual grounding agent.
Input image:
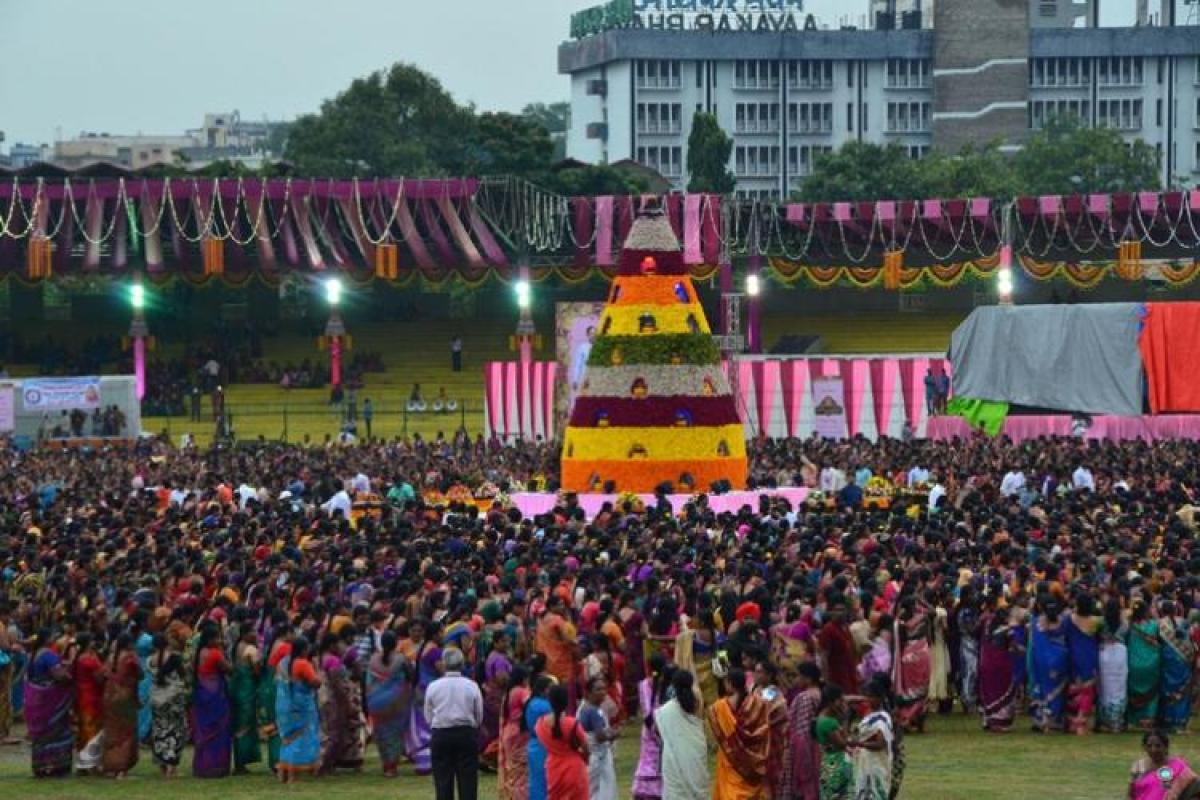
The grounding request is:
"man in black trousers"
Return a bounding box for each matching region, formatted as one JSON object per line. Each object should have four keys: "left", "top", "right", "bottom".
{"left": 424, "top": 647, "right": 483, "bottom": 800}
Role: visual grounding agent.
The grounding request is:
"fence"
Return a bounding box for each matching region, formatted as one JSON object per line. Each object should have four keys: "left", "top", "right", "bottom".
{"left": 144, "top": 397, "right": 478, "bottom": 445}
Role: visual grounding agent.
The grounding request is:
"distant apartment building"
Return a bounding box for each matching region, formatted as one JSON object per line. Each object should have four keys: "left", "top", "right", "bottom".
{"left": 49, "top": 110, "right": 284, "bottom": 171}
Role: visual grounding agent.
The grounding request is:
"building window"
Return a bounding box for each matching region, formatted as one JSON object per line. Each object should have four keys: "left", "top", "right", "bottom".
{"left": 734, "top": 145, "right": 781, "bottom": 177}
{"left": 908, "top": 145, "right": 930, "bottom": 160}
{"left": 787, "top": 103, "right": 833, "bottom": 134}
{"left": 885, "top": 102, "right": 932, "bottom": 133}
{"left": 862, "top": 103, "right": 869, "bottom": 132}
{"left": 1194, "top": 141, "right": 1200, "bottom": 172}
{"left": 1097, "top": 99, "right": 1142, "bottom": 131}
{"left": 1030, "top": 58, "right": 1089, "bottom": 88}
{"left": 734, "top": 60, "right": 781, "bottom": 90}
{"left": 1097, "top": 56, "right": 1143, "bottom": 87}
{"left": 847, "top": 103, "right": 853, "bottom": 132}
{"left": 885, "top": 59, "right": 931, "bottom": 90}
{"left": 1195, "top": 96, "right": 1200, "bottom": 128}
{"left": 735, "top": 103, "right": 780, "bottom": 134}
{"left": 637, "top": 103, "right": 683, "bottom": 135}
{"left": 636, "top": 146, "right": 683, "bottom": 177}
{"left": 1039, "top": 1, "right": 1057, "bottom": 17}
{"left": 636, "top": 60, "right": 681, "bottom": 90}
{"left": 1030, "top": 99, "right": 1091, "bottom": 129}
{"left": 788, "top": 60, "right": 834, "bottom": 90}
{"left": 787, "top": 144, "right": 833, "bottom": 177}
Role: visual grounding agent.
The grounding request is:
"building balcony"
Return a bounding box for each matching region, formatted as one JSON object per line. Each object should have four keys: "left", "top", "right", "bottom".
{"left": 636, "top": 123, "right": 682, "bottom": 136}
{"left": 734, "top": 122, "right": 781, "bottom": 135}
{"left": 636, "top": 77, "right": 682, "bottom": 90}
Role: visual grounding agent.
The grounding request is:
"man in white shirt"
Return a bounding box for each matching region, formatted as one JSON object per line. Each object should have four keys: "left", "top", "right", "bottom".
{"left": 928, "top": 477, "right": 947, "bottom": 511}
{"left": 1000, "top": 467, "right": 1026, "bottom": 498}
{"left": 425, "top": 647, "right": 483, "bottom": 800}
{"left": 352, "top": 472, "right": 371, "bottom": 494}
{"left": 907, "top": 464, "right": 930, "bottom": 487}
{"left": 1072, "top": 464, "right": 1096, "bottom": 492}
{"left": 321, "top": 480, "right": 352, "bottom": 518}
{"left": 819, "top": 465, "right": 846, "bottom": 494}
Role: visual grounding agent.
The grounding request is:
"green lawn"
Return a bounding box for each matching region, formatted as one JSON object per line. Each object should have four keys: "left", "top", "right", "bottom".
{"left": 0, "top": 715, "right": 1162, "bottom": 799}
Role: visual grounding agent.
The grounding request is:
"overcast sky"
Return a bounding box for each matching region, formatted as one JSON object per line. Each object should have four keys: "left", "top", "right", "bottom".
{"left": 0, "top": 0, "right": 1149, "bottom": 148}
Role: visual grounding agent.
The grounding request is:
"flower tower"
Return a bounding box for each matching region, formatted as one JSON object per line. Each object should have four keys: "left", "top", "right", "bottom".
{"left": 561, "top": 210, "right": 747, "bottom": 493}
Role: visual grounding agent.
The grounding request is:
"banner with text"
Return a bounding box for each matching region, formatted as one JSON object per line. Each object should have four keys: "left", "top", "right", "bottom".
{"left": 812, "top": 377, "right": 848, "bottom": 439}
{"left": 21, "top": 377, "right": 102, "bottom": 411}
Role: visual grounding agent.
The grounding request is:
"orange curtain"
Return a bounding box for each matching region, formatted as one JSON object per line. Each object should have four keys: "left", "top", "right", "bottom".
{"left": 1139, "top": 302, "right": 1200, "bottom": 412}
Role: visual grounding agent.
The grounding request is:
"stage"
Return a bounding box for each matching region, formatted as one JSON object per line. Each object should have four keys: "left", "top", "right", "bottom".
{"left": 926, "top": 414, "right": 1200, "bottom": 443}
{"left": 508, "top": 487, "right": 809, "bottom": 519}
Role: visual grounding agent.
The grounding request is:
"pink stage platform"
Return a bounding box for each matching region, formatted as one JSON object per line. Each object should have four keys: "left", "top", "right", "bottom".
{"left": 927, "top": 415, "right": 1200, "bottom": 443}
{"left": 510, "top": 488, "right": 809, "bottom": 519}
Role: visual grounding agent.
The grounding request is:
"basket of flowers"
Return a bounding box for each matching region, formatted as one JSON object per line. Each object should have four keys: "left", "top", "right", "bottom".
{"left": 445, "top": 484, "right": 474, "bottom": 504}
{"left": 804, "top": 490, "right": 827, "bottom": 511}
{"left": 617, "top": 491, "right": 646, "bottom": 514}
{"left": 864, "top": 476, "right": 893, "bottom": 510}
{"left": 474, "top": 481, "right": 501, "bottom": 501}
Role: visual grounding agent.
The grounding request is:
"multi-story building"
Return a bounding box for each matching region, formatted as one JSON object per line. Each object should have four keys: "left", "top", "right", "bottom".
{"left": 561, "top": 0, "right": 1200, "bottom": 198}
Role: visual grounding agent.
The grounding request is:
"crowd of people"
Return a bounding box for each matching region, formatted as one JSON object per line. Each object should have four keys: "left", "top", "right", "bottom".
{"left": 0, "top": 432, "right": 1198, "bottom": 800}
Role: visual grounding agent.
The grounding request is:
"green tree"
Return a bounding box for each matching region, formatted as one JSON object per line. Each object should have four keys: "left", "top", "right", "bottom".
{"left": 284, "top": 63, "right": 476, "bottom": 177}
{"left": 794, "top": 142, "right": 925, "bottom": 202}
{"left": 467, "top": 112, "right": 554, "bottom": 176}
{"left": 543, "top": 164, "right": 651, "bottom": 196}
{"left": 686, "top": 112, "right": 735, "bottom": 194}
{"left": 919, "top": 142, "right": 1021, "bottom": 200}
{"left": 1013, "top": 116, "right": 1161, "bottom": 195}
{"left": 522, "top": 102, "right": 571, "bottom": 160}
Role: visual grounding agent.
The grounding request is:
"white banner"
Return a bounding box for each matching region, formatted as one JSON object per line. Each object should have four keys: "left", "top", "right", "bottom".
{"left": 0, "top": 384, "right": 13, "bottom": 432}
{"left": 22, "top": 377, "right": 102, "bottom": 411}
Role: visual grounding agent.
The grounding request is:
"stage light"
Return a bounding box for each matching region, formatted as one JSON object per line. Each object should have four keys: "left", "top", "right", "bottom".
{"left": 130, "top": 283, "right": 145, "bottom": 310}
{"left": 745, "top": 273, "right": 761, "bottom": 297}
{"left": 997, "top": 267, "right": 1014, "bottom": 299}
{"left": 324, "top": 277, "right": 343, "bottom": 307}
{"left": 515, "top": 279, "right": 531, "bottom": 310}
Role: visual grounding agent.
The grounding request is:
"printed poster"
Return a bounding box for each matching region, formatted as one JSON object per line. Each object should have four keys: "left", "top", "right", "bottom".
{"left": 812, "top": 377, "right": 848, "bottom": 439}
{"left": 0, "top": 384, "right": 13, "bottom": 432}
{"left": 555, "top": 301, "right": 606, "bottom": 420}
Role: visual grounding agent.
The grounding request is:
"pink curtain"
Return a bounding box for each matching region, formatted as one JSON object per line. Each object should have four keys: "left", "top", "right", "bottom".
{"left": 505, "top": 362, "right": 520, "bottom": 442}
{"left": 683, "top": 194, "right": 703, "bottom": 264}
{"left": 485, "top": 363, "right": 505, "bottom": 438}
{"left": 701, "top": 195, "right": 721, "bottom": 264}
{"left": 595, "top": 196, "right": 615, "bottom": 265}
{"left": 780, "top": 359, "right": 809, "bottom": 438}
{"left": 899, "top": 358, "right": 930, "bottom": 432}
{"left": 870, "top": 359, "right": 900, "bottom": 438}
{"left": 573, "top": 198, "right": 593, "bottom": 268}
{"left": 841, "top": 360, "right": 870, "bottom": 437}
{"left": 738, "top": 360, "right": 756, "bottom": 430}
{"left": 749, "top": 361, "right": 780, "bottom": 437}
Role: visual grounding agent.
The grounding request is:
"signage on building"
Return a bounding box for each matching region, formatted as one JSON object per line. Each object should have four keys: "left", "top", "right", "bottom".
{"left": 571, "top": 0, "right": 820, "bottom": 39}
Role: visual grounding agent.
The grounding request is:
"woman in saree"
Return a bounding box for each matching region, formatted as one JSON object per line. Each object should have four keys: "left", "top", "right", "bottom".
{"left": 788, "top": 663, "right": 823, "bottom": 800}
{"left": 709, "top": 667, "right": 771, "bottom": 800}
{"left": 753, "top": 661, "right": 792, "bottom": 800}
{"left": 1129, "top": 730, "right": 1199, "bottom": 800}
{"left": 73, "top": 632, "right": 106, "bottom": 774}
{"left": 276, "top": 635, "right": 322, "bottom": 784}
{"left": 851, "top": 676, "right": 896, "bottom": 800}
{"left": 148, "top": 635, "right": 188, "bottom": 778}
{"left": 1097, "top": 599, "right": 1129, "bottom": 733}
{"left": 1158, "top": 600, "right": 1195, "bottom": 733}
{"left": 619, "top": 591, "right": 648, "bottom": 720}
{"left": 402, "top": 618, "right": 443, "bottom": 775}
{"left": 134, "top": 622, "right": 155, "bottom": 745}
{"left": 632, "top": 654, "right": 671, "bottom": 800}
{"left": 584, "top": 632, "right": 625, "bottom": 721}
{"left": 1128, "top": 601, "right": 1163, "bottom": 731}
{"left": 814, "top": 685, "right": 852, "bottom": 800}
{"left": 978, "top": 600, "right": 1017, "bottom": 733}
{"left": 674, "top": 608, "right": 722, "bottom": 709}
{"left": 192, "top": 625, "right": 233, "bottom": 778}
{"left": 366, "top": 630, "right": 411, "bottom": 778}
{"left": 329, "top": 628, "right": 368, "bottom": 772}
{"left": 526, "top": 675, "right": 555, "bottom": 800}
{"left": 892, "top": 597, "right": 931, "bottom": 734}
{"left": 101, "top": 632, "right": 142, "bottom": 778}
{"left": 498, "top": 666, "right": 531, "bottom": 800}
{"left": 23, "top": 631, "right": 74, "bottom": 778}
{"left": 482, "top": 629, "right": 514, "bottom": 768}
{"left": 954, "top": 590, "right": 980, "bottom": 715}
{"left": 579, "top": 677, "right": 619, "bottom": 800}
{"left": 770, "top": 605, "right": 812, "bottom": 697}
{"left": 230, "top": 625, "right": 263, "bottom": 772}
{"left": 1065, "top": 596, "right": 1102, "bottom": 736}
{"left": 260, "top": 622, "right": 295, "bottom": 773}
{"left": 1030, "top": 597, "right": 1070, "bottom": 733}
{"left": 656, "top": 670, "right": 709, "bottom": 800}
{"left": 317, "top": 633, "right": 350, "bottom": 773}
{"left": 928, "top": 598, "right": 951, "bottom": 712}
{"left": 535, "top": 684, "right": 589, "bottom": 800}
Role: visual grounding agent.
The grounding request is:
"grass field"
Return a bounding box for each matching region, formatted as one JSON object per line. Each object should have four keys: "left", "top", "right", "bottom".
{"left": 0, "top": 715, "right": 1165, "bottom": 799}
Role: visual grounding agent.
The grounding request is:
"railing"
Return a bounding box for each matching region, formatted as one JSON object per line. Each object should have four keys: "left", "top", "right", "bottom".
{"left": 142, "top": 398, "right": 478, "bottom": 443}
{"left": 637, "top": 122, "right": 683, "bottom": 135}
{"left": 735, "top": 121, "right": 781, "bottom": 134}
{"left": 636, "top": 76, "right": 682, "bottom": 90}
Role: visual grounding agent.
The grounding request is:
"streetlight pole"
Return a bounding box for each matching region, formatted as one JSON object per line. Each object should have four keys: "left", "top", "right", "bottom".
{"left": 321, "top": 278, "right": 347, "bottom": 389}
{"left": 127, "top": 275, "right": 149, "bottom": 401}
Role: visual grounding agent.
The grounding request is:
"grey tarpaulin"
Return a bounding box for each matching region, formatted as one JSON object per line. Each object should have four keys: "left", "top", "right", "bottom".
{"left": 950, "top": 303, "right": 1144, "bottom": 416}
